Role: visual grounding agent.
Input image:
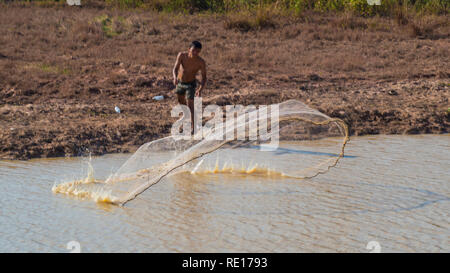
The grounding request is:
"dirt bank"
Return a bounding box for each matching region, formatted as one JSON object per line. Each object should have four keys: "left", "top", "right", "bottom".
{"left": 0, "top": 6, "right": 448, "bottom": 160}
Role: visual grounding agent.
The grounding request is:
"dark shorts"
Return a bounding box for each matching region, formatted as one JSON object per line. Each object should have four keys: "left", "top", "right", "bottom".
{"left": 175, "top": 80, "right": 196, "bottom": 100}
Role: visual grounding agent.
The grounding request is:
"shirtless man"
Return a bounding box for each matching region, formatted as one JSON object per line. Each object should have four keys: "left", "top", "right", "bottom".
{"left": 173, "top": 41, "right": 207, "bottom": 134}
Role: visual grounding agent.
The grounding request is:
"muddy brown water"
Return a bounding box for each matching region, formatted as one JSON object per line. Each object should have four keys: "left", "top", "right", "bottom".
{"left": 0, "top": 135, "right": 448, "bottom": 252}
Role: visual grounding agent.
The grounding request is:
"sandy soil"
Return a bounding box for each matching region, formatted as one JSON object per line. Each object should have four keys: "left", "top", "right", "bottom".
{"left": 0, "top": 5, "right": 448, "bottom": 160}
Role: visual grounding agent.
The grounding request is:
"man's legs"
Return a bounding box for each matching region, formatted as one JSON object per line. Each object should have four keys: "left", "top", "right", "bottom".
{"left": 176, "top": 93, "right": 194, "bottom": 135}
{"left": 186, "top": 84, "right": 196, "bottom": 135}
{"left": 187, "top": 98, "right": 194, "bottom": 134}
{"left": 177, "top": 93, "right": 187, "bottom": 105}
{"left": 176, "top": 82, "right": 196, "bottom": 135}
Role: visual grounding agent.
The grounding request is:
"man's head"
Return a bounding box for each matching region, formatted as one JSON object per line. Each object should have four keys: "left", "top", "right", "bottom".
{"left": 189, "top": 41, "right": 202, "bottom": 57}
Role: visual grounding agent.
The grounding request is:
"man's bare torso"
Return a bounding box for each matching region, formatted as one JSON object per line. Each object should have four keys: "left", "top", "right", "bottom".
{"left": 178, "top": 52, "right": 204, "bottom": 83}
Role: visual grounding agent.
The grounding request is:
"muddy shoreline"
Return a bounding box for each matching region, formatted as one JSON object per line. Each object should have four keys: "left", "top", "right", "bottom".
{"left": 0, "top": 6, "right": 448, "bottom": 160}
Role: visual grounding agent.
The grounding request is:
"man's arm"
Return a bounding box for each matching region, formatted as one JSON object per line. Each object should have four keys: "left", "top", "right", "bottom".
{"left": 173, "top": 52, "right": 182, "bottom": 86}
{"left": 196, "top": 60, "right": 207, "bottom": 97}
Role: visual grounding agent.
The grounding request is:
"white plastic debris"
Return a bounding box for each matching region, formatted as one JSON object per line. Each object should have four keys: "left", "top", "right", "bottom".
{"left": 153, "top": 95, "right": 164, "bottom": 101}
{"left": 114, "top": 106, "right": 121, "bottom": 113}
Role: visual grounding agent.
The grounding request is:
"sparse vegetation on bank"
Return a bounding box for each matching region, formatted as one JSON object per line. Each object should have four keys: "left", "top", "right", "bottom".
{"left": 2, "top": 0, "right": 449, "bottom": 16}
{"left": 3, "top": 0, "right": 448, "bottom": 34}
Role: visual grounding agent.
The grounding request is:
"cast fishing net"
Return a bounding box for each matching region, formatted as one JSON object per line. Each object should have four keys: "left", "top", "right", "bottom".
{"left": 52, "top": 99, "right": 349, "bottom": 205}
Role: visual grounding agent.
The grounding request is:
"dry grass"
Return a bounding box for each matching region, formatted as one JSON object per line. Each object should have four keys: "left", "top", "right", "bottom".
{"left": 225, "top": 9, "right": 277, "bottom": 32}
{"left": 0, "top": 5, "right": 448, "bottom": 159}
{"left": 408, "top": 15, "right": 449, "bottom": 38}
{"left": 0, "top": 6, "right": 448, "bottom": 95}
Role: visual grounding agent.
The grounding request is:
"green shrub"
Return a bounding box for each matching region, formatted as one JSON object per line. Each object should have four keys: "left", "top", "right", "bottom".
{"left": 94, "top": 14, "right": 129, "bottom": 37}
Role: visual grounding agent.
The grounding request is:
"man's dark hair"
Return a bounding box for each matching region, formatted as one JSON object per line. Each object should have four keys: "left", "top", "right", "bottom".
{"left": 190, "top": 41, "right": 202, "bottom": 49}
